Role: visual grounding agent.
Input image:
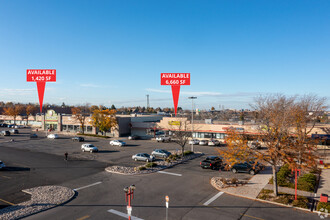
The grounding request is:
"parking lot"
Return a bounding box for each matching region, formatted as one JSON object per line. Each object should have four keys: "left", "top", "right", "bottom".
{"left": 0, "top": 127, "right": 255, "bottom": 177}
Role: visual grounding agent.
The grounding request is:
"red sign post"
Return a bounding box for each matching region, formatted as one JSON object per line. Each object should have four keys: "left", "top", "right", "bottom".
{"left": 161, "top": 73, "right": 190, "bottom": 116}
{"left": 27, "top": 69, "right": 56, "bottom": 113}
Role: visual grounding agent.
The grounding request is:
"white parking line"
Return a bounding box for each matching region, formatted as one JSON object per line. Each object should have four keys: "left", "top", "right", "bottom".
{"left": 203, "top": 192, "right": 224, "bottom": 205}
{"left": 108, "top": 209, "right": 144, "bottom": 220}
{"left": 74, "top": 182, "right": 102, "bottom": 191}
{"left": 157, "top": 171, "right": 182, "bottom": 176}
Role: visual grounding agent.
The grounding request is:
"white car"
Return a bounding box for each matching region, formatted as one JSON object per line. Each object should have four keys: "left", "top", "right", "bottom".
{"left": 110, "top": 140, "right": 126, "bottom": 146}
{"left": 199, "top": 140, "right": 209, "bottom": 145}
{"left": 208, "top": 140, "right": 220, "bottom": 146}
{"left": 81, "top": 144, "right": 98, "bottom": 153}
{"left": 156, "top": 135, "right": 171, "bottom": 142}
{"left": 189, "top": 139, "right": 200, "bottom": 145}
{"left": 0, "top": 160, "right": 5, "bottom": 169}
{"left": 47, "top": 134, "right": 59, "bottom": 139}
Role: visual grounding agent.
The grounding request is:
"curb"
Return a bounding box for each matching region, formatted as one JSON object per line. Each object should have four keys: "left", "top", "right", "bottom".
{"left": 209, "top": 178, "right": 319, "bottom": 215}
{"left": 105, "top": 153, "right": 204, "bottom": 175}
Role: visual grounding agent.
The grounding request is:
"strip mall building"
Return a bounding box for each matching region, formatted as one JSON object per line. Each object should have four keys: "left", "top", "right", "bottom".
{"left": 0, "top": 110, "right": 329, "bottom": 143}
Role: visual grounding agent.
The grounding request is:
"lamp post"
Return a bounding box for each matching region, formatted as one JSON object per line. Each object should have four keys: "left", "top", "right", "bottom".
{"left": 124, "top": 185, "right": 136, "bottom": 220}
{"left": 188, "top": 96, "right": 197, "bottom": 152}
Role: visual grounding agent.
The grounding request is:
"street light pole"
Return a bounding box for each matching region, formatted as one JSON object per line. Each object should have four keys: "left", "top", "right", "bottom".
{"left": 188, "top": 96, "right": 197, "bottom": 152}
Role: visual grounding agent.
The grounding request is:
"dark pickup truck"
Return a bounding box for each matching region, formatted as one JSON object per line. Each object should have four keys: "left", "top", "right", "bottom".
{"left": 200, "top": 156, "right": 222, "bottom": 170}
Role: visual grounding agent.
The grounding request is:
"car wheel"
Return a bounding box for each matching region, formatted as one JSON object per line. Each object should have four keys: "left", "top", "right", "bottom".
{"left": 134, "top": 158, "right": 137, "bottom": 161}
{"left": 249, "top": 170, "right": 255, "bottom": 175}
{"left": 146, "top": 159, "right": 149, "bottom": 162}
{"left": 232, "top": 168, "right": 237, "bottom": 173}
{"left": 82, "top": 149, "right": 85, "bottom": 152}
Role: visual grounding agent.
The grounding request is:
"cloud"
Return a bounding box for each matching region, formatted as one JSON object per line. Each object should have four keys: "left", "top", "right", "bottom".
{"left": 146, "top": 88, "right": 222, "bottom": 97}
{"left": 0, "top": 88, "right": 35, "bottom": 96}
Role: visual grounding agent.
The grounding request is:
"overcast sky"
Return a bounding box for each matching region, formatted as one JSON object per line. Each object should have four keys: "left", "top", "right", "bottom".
{"left": 0, "top": 0, "right": 329, "bottom": 110}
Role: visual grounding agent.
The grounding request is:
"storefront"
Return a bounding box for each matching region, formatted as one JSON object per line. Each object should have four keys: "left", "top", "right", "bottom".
{"left": 44, "top": 109, "right": 59, "bottom": 131}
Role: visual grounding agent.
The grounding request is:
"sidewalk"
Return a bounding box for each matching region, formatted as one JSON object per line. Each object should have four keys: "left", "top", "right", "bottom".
{"left": 317, "top": 169, "right": 330, "bottom": 198}
{"left": 212, "top": 166, "right": 273, "bottom": 199}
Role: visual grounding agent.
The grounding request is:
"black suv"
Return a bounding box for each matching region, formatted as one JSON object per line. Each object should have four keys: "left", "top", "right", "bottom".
{"left": 200, "top": 156, "right": 223, "bottom": 170}
{"left": 231, "top": 162, "right": 259, "bottom": 175}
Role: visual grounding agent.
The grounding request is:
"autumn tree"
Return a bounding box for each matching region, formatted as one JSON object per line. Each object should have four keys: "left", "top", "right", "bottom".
{"left": 3, "top": 104, "right": 24, "bottom": 124}
{"left": 218, "top": 94, "right": 326, "bottom": 197}
{"left": 288, "top": 95, "right": 326, "bottom": 166}
{"left": 72, "top": 105, "right": 91, "bottom": 134}
{"left": 25, "top": 104, "right": 38, "bottom": 125}
{"left": 91, "top": 109, "right": 117, "bottom": 136}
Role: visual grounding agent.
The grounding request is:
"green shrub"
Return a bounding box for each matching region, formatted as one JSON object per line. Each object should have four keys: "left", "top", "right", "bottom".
{"left": 317, "top": 202, "right": 330, "bottom": 212}
{"left": 269, "top": 164, "right": 292, "bottom": 186}
{"left": 297, "top": 173, "right": 317, "bottom": 192}
{"left": 138, "top": 166, "right": 146, "bottom": 170}
{"left": 145, "top": 162, "right": 157, "bottom": 168}
{"left": 183, "top": 151, "right": 194, "bottom": 156}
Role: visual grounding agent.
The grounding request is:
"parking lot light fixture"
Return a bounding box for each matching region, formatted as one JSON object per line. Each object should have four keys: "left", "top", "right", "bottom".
{"left": 188, "top": 96, "right": 197, "bottom": 152}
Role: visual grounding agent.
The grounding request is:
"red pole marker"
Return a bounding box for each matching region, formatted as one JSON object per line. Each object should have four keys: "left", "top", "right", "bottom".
{"left": 161, "top": 73, "right": 190, "bottom": 116}
{"left": 27, "top": 69, "right": 56, "bottom": 113}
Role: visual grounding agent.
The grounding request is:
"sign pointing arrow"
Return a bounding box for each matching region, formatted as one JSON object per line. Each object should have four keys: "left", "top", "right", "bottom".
{"left": 161, "top": 73, "right": 190, "bottom": 116}
{"left": 27, "top": 69, "right": 56, "bottom": 113}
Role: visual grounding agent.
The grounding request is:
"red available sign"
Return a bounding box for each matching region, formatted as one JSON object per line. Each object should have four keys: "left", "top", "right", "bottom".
{"left": 161, "top": 73, "right": 190, "bottom": 85}
{"left": 26, "top": 69, "right": 56, "bottom": 82}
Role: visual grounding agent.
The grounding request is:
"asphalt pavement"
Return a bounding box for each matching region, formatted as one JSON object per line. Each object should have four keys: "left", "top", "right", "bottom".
{"left": 0, "top": 128, "right": 322, "bottom": 219}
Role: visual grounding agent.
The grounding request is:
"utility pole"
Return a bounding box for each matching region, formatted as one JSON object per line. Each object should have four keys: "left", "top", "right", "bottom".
{"left": 188, "top": 96, "right": 197, "bottom": 152}
{"left": 146, "top": 94, "right": 150, "bottom": 110}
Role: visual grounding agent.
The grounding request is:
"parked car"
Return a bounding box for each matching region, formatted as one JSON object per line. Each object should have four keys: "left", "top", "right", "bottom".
{"left": 208, "top": 140, "right": 220, "bottom": 146}
{"left": 188, "top": 139, "right": 200, "bottom": 145}
{"left": 156, "top": 135, "right": 171, "bottom": 142}
{"left": 0, "top": 123, "right": 8, "bottom": 127}
{"left": 132, "top": 153, "right": 154, "bottom": 162}
{"left": 110, "top": 140, "right": 126, "bottom": 146}
{"left": 200, "top": 156, "right": 223, "bottom": 169}
{"left": 0, "top": 160, "right": 5, "bottom": 170}
{"left": 30, "top": 133, "right": 38, "bottom": 138}
{"left": 14, "top": 125, "right": 24, "bottom": 129}
{"left": 7, "top": 124, "right": 16, "bottom": 128}
{"left": 128, "top": 135, "right": 140, "bottom": 140}
{"left": 9, "top": 129, "right": 19, "bottom": 134}
{"left": 231, "top": 162, "right": 259, "bottom": 175}
{"left": 72, "top": 136, "right": 84, "bottom": 142}
{"left": 81, "top": 144, "right": 98, "bottom": 153}
{"left": 1, "top": 131, "right": 10, "bottom": 136}
{"left": 47, "top": 134, "right": 59, "bottom": 139}
{"left": 199, "top": 140, "right": 208, "bottom": 145}
{"left": 151, "top": 149, "right": 171, "bottom": 158}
